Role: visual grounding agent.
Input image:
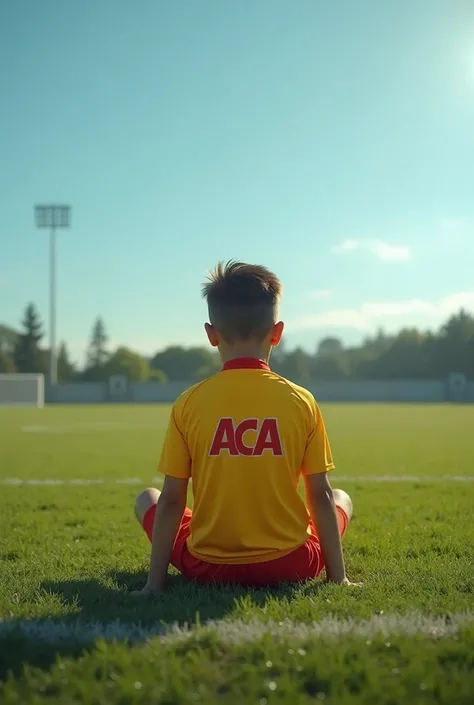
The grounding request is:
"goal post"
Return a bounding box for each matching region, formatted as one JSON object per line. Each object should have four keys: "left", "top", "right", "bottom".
{"left": 0, "top": 374, "right": 45, "bottom": 408}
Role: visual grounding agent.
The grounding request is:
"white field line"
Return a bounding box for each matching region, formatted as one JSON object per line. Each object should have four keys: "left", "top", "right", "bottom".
{"left": 0, "top": 612, "right": 472, "bottom": 646}
{"left": 335, "top": 475, "right": 474, "bottom": 483}
{"left": 0, "top": 478, "right": 145, "bottom": 486}
{"left": 0, "top": 475, "right": 473, "bottom": 487}
{"left": 20, "top": 423, "right": 160, "bottom": 434}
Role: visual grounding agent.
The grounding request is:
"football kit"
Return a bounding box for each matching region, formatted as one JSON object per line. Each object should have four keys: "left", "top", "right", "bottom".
{"left": 143, "top": 358, "right": 348, "bottom": 585}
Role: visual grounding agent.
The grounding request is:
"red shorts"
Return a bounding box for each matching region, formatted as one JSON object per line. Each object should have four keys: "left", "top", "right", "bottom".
{"left": 142, "top": 505, "right": 348, "bottom": 587}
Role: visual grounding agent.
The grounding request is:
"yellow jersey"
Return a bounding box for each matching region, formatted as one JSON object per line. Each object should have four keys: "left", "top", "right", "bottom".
{"left": 157, "top": 357, "right": 335, "bottom": 564}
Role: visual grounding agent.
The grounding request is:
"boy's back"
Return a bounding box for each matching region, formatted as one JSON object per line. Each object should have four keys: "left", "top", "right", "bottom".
{"left": 158, "top": 357, "right": 334, "bottom": 564}
{"left": 133, "top": 261, "right": 357, "bottom": 594}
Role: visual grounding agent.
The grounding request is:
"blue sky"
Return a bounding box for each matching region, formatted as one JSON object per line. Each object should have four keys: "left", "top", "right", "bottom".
{"left": 1, "top": 0, "right": 474, "bottom": 365}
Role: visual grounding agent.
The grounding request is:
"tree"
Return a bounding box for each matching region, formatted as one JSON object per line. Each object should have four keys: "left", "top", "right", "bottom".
{"left": 434, "top": 310, "right": 474, "bottom": 379}
{"left": 85, "top": 317, "right": 109, "bottom": 370}
{"left": 0, "top": 324, "right": 18, "bottom": 354}
{"left": 0, "top": 350, "right": 15, "bottom": 373}
{"left": 149, "top": 369, "right": 168, "bottom": 383}
{"left": 366, "top": 329, "right": 429, "bottom": 379}
{"left": 361, "top": 328, "right": 394, "bottom": 357}
{"left": 57, "top": 342, "right": 75, "bottom": 381}
{"left": 316, "top": 337, "right": 344, "bottom": 358}
{"left": 312, "top": 355, "right": 349, "bottom": 380}
{"left": 151, "top": 346, "right": 219, "bottom": 381}
{"left": 277, "top": 347, "right": 312, "bottom": 384}
{"left": 13, "top": 304, "right": 45, "bottom": 374}
{"left": 104, "top": 346, "right": 150, "bottom": 382}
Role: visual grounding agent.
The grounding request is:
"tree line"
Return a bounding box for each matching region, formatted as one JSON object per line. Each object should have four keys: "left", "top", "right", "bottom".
{"left": 1, "top": 302, "right": 474, "bottom": 383}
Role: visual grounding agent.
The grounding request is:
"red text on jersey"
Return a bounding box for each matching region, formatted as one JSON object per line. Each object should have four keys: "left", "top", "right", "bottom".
{"left": 209, "top": 417, "right": 283, "bottom": 457}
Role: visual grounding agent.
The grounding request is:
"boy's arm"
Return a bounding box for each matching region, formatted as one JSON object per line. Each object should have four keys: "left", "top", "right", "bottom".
{"left": 133, "top": 402, "right": 191, "bottom": 597}
{"left": 304, "top": 472, "right": 348, "bottom": 584}
{"left": 142, "top": 476, "right": 189, "bottom": 594}
{"left": 301, "top": 396, "right": 360, "bottom": 586}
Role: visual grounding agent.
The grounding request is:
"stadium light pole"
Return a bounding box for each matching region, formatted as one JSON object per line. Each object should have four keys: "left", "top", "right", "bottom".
{"left": 34, "top": 204, "right": 71, "bottom": 386}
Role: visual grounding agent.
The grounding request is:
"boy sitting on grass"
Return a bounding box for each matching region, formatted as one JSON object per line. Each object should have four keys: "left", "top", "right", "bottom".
{"left": 133, "top": 261, "right": 359, "bottom": 595}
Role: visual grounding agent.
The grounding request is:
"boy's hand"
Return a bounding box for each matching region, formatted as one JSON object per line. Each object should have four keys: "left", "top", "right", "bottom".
{"left": 305, "top": 473, "right": 350, "bottom": 584}
{"left": 136, "top": 476, "right": 188, "bottom": 600}
{"left": 330, "top": 577, "right": 363, "bottom": 587}
{"left": 130, "top": 582, "right": 164, "bottom": 598}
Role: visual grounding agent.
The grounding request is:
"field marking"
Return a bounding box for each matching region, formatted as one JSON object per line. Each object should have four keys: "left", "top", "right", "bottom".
{"left": 1, "top": 475, "right": 473, "bottom": 487}
{"left": 20, "top": 422, "right": 160, "bottom": 434}
{"left": 0, "top": 612, "right": 472, "bottom": 647}
{"left": 0, "top": 478, "right": 145, "bottom": 486}
{"left": 335, "top": 475, "right": 474, "bottom": 483}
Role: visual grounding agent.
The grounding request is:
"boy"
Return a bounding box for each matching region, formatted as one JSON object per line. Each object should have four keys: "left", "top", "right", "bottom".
{"left": 133, "top": 261, "right": 359, "bottom": 594}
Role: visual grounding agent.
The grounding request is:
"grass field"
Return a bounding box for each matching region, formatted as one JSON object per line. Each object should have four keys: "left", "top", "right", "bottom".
{"left": 0, "top": 403, "right": 473, "bottom": 704}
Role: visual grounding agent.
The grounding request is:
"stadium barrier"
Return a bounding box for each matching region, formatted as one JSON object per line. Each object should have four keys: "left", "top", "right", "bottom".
{"left": 44, "top": 378, "right": 474, "bottom": 405}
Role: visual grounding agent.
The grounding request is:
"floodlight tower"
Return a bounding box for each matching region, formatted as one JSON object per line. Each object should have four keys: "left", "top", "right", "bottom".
{"left": 34, "top": 204, "right": 71, "bottom": 386}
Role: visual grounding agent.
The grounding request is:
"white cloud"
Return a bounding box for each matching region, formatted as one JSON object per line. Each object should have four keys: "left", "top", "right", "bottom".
{"left": 439, "top": 218, "right": 467, "bottom": 234}
{"left": 330, "top": 239, "right": 411, "bottom": 262}
{"left": 438, "top": 218, "right": 472, "bottom": 240}
{"left": 295, "top": 309, "right": 369, "bottom": 330}
{"left": 307, "top": 289, "right": 333, "bottom": 301}
{"left": 361, "top": 300, "right": 433, "bottom": 318}
{"left": 291, "top": 291, "right": 474, "bottom": 332}
{"left": 438, "top": 292, "right": 474, "bottom": 314}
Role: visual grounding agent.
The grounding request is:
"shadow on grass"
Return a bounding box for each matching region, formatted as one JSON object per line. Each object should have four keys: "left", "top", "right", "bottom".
{"left": 1, "top": 571, "right": 325, "bottom": 681}
{"left": 41, "top": 570, "right": 288, "bottom": 623}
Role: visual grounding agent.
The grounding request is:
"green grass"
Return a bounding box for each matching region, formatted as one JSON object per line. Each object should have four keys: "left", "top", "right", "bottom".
{"left": 0, "top": 403, "right": 473, "bottom": 703}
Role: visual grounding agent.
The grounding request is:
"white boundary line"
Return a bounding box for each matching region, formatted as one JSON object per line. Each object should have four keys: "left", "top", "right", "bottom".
{"left": 0, "top": 478, "right": 144, "bottom": 486}
{"left": 20, "top": 423, "right": 160, "bottom": 434}
{"left": 335, "top": 475, "right": 474, "bottom": 483}
{"left": 0, "top": 612, "right": 472, "bottom": 646}
{"left": 0, "top": 475, "right": 473, "bottom": 487}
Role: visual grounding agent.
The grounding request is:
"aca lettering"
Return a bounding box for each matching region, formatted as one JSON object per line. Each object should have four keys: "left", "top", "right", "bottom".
{"left": 209, "top": 418, "right": 283, "bottom": 457}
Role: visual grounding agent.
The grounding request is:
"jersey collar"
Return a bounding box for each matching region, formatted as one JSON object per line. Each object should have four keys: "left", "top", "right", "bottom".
{"left": 222, "top": 358, "right": 270, "bottom": 371}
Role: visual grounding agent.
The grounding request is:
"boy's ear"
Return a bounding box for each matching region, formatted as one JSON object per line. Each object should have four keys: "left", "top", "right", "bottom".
{"left": 205, "top": 322, "right": 219, "bottom": 347}
{"left": 270, "top": 320, "right": 284, "bottom": 346}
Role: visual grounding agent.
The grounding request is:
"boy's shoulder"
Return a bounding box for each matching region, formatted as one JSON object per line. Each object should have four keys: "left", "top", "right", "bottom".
{"left": 272, "top": 373, "right": 317, "bottom": 411}
{"left": 172, "top": 375, "right": 217, "bottom": 414}
{"left": 172, "top": 370, "right": 318, "bottom": 417}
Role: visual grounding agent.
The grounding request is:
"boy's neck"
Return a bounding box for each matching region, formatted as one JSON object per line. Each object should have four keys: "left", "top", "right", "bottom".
{"left": 219, "top": 344, "right": 270, "bottom": 366}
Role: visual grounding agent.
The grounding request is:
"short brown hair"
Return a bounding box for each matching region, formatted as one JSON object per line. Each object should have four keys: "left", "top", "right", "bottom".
{"left": 202, "top": 260, "right": 282, "bottom": 343}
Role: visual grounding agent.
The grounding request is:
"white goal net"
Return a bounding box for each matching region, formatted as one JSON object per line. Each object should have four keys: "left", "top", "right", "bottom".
{"left": 0, "top": 374, "right": 45, "bottom": 408}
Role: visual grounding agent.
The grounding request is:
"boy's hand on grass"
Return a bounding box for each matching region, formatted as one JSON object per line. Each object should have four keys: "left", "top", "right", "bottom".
{"left": 331, "top": 577, "right": 363, "bottom": 587}
{"left": 130, "top": 582, "right": 164, "bottom": 598}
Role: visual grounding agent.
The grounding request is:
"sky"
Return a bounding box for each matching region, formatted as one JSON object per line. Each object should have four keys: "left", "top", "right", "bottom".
{"left": 1, "top": 0, "right": 474, "bottom": 365}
